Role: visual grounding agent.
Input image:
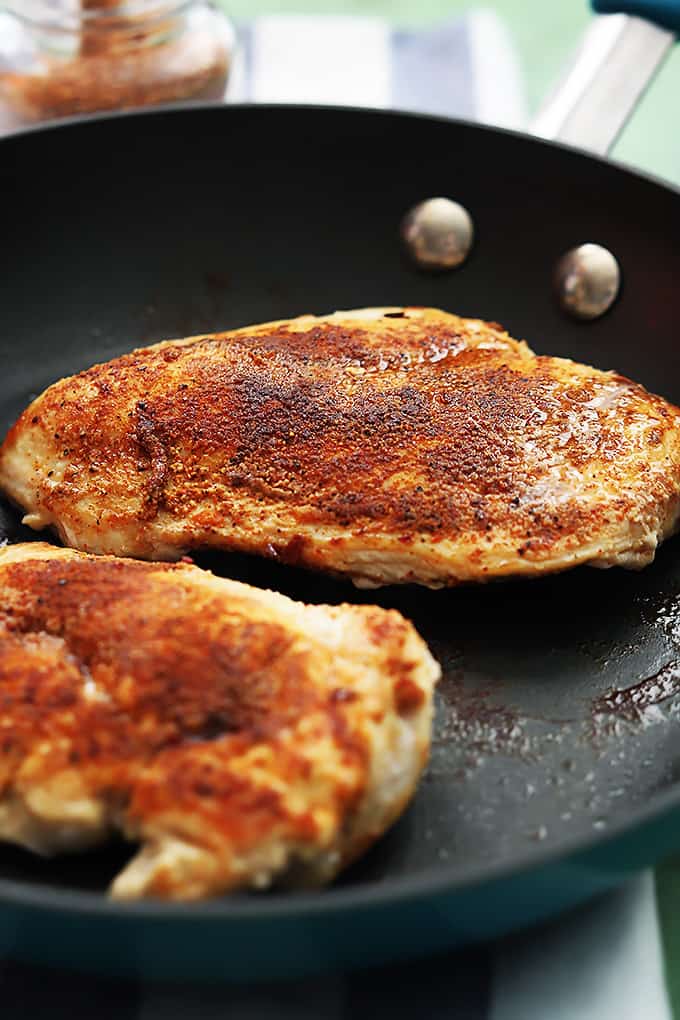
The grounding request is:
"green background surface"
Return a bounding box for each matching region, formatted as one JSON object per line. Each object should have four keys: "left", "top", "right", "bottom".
{"left": 216, "top": 0, "right": 680, "bottom": 186}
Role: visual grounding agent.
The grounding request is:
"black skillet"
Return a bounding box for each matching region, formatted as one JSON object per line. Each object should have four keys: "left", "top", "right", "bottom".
{"left": 1, "top": 0, "right": 680, "bottom": 983}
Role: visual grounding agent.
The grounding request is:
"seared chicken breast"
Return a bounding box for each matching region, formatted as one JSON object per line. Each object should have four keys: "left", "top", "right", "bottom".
{"left": 0, "top": 543, "right": 438, "bottom": 900}
{"left": 2, "top": 307, "right": 680, "bottom": 588}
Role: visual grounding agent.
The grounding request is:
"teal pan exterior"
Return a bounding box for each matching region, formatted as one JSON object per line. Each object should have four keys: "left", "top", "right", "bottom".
{"left": 1, "top": 797, "right": 680, "bottom": 982}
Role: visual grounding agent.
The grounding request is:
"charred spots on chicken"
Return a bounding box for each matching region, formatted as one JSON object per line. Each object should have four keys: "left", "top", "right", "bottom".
{"left": 393, "top": 676, "right": 426, "bottom": 716}
{"left": 265, "top": 534, "right": 309, "bottom": 566}
{"left": 330, "top": 687, "right": 358, "bottom": 705}
{"left": 185, "top": 712, "right": 239, "bottom": 743}
{"left": 133, "top": 401, "right": 169, "bottom": 521}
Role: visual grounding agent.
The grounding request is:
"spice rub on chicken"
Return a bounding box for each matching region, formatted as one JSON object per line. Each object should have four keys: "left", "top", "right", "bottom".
{"left": 0, "top": 543, "right": 438, "bottom": 900}
{"left": 2, "top": 307, "right": 680, "bottom": 588}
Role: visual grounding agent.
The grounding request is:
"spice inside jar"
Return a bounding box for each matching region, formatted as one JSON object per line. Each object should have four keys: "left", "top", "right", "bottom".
{"left": 0, "top": 1, "right": 235, "bottom": 130}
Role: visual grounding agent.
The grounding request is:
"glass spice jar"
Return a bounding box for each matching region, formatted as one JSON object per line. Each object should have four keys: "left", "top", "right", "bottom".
{"left": 0, "top": 1, "right": 235, "bottom": 131}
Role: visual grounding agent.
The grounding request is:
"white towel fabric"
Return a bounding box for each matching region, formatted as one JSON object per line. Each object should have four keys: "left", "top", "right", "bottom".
{"left": 492, "top": 874, "right": 671, "bottom": 1020}
{"left": 226, "top": 11, "right": 527, "bottom": 129}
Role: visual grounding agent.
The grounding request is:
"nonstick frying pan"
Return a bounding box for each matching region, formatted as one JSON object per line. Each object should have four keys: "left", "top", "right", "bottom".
{"left": 2, "top": 0, "right": 680, "bottom": 984}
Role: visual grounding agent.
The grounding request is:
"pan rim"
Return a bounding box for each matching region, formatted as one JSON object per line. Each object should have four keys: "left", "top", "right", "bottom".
{"left": 2, "top": 102, "right": 680, "bottom": 922}
{"left": 2, "top": 100, "right": 679, "bottom": 203}
{"left": 1, "top": 776, "right": 680, "bottom": 919}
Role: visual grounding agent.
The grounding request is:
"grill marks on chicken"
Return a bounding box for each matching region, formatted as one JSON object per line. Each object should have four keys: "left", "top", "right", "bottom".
{"left": 0, "top": 543, "right": 439, "bottom": 900}
{"left": 1, "top": 307, "right": 680, "bottom": 586}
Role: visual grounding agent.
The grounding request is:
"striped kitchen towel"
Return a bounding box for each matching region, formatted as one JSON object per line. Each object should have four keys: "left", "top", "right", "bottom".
{"left": 226, "top": 11, "right": 527, "bottom": 129}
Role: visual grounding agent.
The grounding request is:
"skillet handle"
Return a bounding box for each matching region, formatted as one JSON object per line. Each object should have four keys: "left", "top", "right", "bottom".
{"left": 593, "top": 0, "right": 680, "bottom": 32}
{"left": 530, "top": 6, "right": 676, "bottom": 155}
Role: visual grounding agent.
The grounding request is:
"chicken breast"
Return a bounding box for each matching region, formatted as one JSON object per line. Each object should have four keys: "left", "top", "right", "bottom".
{"left": 2, "top": 307, "right": 680, "bottom": 588}
{"left": 0, "top": 542, "right": 439, "bottom": 900}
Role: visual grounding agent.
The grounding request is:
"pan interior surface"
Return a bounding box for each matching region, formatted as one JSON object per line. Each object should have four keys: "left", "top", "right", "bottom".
{"left": 1, "top": 106, "right": 680, "bottom": 915}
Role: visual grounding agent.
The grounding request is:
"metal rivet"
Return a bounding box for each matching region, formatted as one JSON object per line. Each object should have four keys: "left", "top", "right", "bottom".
{"left": 401, "top": 197, "right": 474, "bottom": 271}
{"left": 554, "top": 243, "right": 621, "bottom": 320}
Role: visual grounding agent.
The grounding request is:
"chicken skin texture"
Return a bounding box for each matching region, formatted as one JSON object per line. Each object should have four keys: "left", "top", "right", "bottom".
{"left": 0, "top": 543, "right": 439, "bottom": 900}
{"left": 2, "top": 307, "right": 680, "bottom": 587}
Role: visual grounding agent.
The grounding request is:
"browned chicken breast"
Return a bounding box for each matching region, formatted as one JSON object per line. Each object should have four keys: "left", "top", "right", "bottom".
{"left": 2, "top": 307, "right": 680, "bottom": 588}
{"left": 0, "top": 542, "right": 439, "bottom": 900}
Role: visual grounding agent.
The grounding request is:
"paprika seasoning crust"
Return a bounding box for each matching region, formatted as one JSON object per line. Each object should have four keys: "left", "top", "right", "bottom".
{"left": 0, "top": 542, "right": 439, "bottom": 900}
{"left": 2, "top": 306, "right": 680, "bottom": 588}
